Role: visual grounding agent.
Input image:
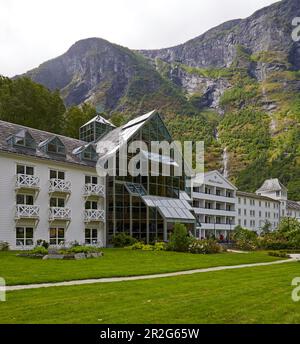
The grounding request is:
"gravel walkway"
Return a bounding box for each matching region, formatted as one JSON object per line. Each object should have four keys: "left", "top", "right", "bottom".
{"left": 5, "top": 258, "right": 296, "bottom": 292}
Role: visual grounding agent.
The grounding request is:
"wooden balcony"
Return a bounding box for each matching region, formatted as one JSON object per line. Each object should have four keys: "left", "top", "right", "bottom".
{"left": 84, "top": 183, "right": 105, "bottom": 198}
{"left": 84, "top": 209, "right": 105, "bottom": 223}
{"left": 49, "top": 179, "right": 71, "bottom": 194}
{"left": 16, "top": 174, "right": 40, "bottom": 190}
{"left": 49, "top": 207, "right": 71, "bottom": 221}
{"left": 15, "top": 205, "right": 39, "bottom": 219}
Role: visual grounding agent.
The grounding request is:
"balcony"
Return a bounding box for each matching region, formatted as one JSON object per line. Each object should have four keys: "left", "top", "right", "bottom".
{"left": 15, "top": 205, "right": 39, "bottom": 219}
{"left": 84, "top": 209, "right": 105, "bottom": 223}
{"left": 192, "top": 192, "right": 236, "bottom": 204}
{"left": 49, "top": 207, "right": 71, "bottom": 221}
{"left": 194, "top": 207, "right": 236, "bottom": 217}
{"left": 49, "top": 179, "right": 71, "bottom": 194}
{"left": 16, "top": 174, "right": 40, "bottom": 190}
{"left": 84, "top": 184, "right": 105, "bottom": 197}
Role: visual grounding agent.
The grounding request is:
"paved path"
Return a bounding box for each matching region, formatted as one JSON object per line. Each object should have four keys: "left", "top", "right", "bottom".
{"left": 6, "top": 258, "right": 296, "bottom": 292}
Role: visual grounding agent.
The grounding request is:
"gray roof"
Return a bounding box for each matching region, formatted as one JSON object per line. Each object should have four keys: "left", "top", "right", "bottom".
{"left": 256, "top": 178, "right": 287, "bottom": 193}
{"left": 0, "top": 120, "right": 96, "bottom": 168}
{"left": 81, "top": 115, "right": 116, "bottom": 128}
{"left": 95, "top": 110, "right": 157, "bottom": 159}
{"left": 142, "top": 195, "right": 196, "bottom": 223}
{"left": 287, "top": 200, "right": 300, "bottom": 211}
{"left": 237, "top": 191, "right": 280, "bottom": 203}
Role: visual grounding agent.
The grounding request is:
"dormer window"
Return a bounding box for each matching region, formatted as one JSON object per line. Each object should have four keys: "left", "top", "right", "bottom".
{"left": 73, "top": 144, "right": 97, "bottom": 162}
{"left": 39, "top": 136, "right": 66, "bottom": 155}
{"left": 8, "top": 129, "right": 36, "bottom": 149}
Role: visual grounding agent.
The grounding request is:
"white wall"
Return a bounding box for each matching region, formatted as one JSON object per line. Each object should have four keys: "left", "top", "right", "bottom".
{"left": 0, "top": 153, "right": 105, "bottom": 249}
{"left": 236, "top": 194, "right": 280, "bottom": 232}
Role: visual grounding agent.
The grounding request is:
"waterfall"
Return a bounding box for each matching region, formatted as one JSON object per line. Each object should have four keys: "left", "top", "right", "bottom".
{"left": 222, "top": 147, "right": 229, "bottom": 179}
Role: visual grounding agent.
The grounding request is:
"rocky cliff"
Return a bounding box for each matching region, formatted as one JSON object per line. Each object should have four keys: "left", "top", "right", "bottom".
{"left": 18, "top": 0, "right": 300, "bottom": 198}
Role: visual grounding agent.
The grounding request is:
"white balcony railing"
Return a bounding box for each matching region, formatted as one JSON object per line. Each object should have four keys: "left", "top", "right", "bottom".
{"left": 49, "top": 207, "right": 71, "bottom": 221}
{"left": 84, "top": 184, "right": 105, "bottom": 197}
{"left": 15, "top": 205, "right": 39, "bottom": 219}
{"left": 16, "top": 174, "right": 40, "bottom": 189}
{"left": 49, "top": 179, "right": 71, "bottom": 193}
{"left": 84, "top": 209, "right": 105, "bottom": 222}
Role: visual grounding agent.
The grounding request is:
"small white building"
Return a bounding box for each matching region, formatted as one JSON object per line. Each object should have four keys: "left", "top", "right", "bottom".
{"left": 236, "top": 191, "right": 280, "bottom": 232}
{"left": 192, "top": 171, "right": 237, "bottom": 239}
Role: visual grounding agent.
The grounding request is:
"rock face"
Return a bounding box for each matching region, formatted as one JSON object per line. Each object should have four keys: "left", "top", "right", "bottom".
{"left": 16, "top": 0, "right": 300, "bottom": 197}
{"left": 19, "top": 0, "right": 300, "bottom": 114}
{"left": 140, "top": 0, "right": 300, "bottom": 71}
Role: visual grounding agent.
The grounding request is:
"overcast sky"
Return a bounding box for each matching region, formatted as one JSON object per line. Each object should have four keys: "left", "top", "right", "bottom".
{"left": 0, "top": 0, "right": 279, "bottom": 77}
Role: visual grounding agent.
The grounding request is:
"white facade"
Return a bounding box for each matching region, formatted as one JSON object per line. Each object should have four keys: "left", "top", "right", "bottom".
{"left": 236, "top": 191, "right": 280, "bottom": 232}
{"left": 192, "top": 171, "right": 237, "bottom": 239}
{"left": 0, "top": 152, "right": 105, "bottom": 250}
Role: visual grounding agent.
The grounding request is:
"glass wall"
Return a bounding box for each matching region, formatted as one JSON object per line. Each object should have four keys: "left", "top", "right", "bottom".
{"left": 106, "top": 113, "right": 194, "bottom": 244}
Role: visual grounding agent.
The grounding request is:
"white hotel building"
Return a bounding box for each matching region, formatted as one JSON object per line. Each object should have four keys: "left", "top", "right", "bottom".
{"left": 0, "top": 111, "right": 196, "bottom": 249}
{"left": 0, "top": 110, "right": 300, "bottom": 249}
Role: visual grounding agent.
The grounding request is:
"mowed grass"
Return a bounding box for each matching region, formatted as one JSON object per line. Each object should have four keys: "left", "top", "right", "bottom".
{"left": 0, "top": 262, "right": 299, "bottom": 324}
{"left": 0, "top": 249, "right": 282, "bottom": 286}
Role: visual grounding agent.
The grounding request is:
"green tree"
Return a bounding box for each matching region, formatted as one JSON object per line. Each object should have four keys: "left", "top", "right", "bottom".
{"left": 63, "top": 104, "right": 96, "bottom": 138}
{"left": 167, "top": 223, "right": 191, "bottom": 252}
{"left": 278, "top": 217, "right": 300, "bottom": 248}
{"left": 0, "top": 76, "right": 65, "bottom": 134}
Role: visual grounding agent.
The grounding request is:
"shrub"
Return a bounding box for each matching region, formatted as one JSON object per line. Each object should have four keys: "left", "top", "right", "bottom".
{"left": 167, "top": 223, "right": 192, "bottom": 252}
{"left": 60, "top": 245, "right": 102, "bottom": 254}
{"left": 29, "top": 246, "right": 48, "bottom": 255}
{"left": 232, "top": 226, "right": 258, "bottom": 251}
{"left": 268, "top": 251, "right": 289, "bottom": 258}
{"left": 277, "top": 218, "right": 300, "bottom": 249}
{"left": 130, "top": 242, "right": 144, "bottom": 250}
{"left": 258, "top": 233, "right": 291, "bottom": 250}
{"left": 36, "top": 240, "right": 49, "bottom": 249}
{"left": 0, "top": 241, "right": 9, "bottom": 251}
{"left": 129, "top": 242, "right": 166, "bottom": 251}
{"left": 189, "top": 239, "right": 222, "bottom": 254}
{"left": 153, "top": 242, "right": 167, "bottom": 251}
{"left": 112, "top": 233, "right": 138, "bottom": 248}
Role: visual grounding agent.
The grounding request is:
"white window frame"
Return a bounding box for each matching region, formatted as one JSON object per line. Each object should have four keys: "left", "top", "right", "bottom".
{"left": 16, "top": 226, "right": 34, "bottom": 246}
{"left": 49, "top": 227, "right": 65, "bottom": 246}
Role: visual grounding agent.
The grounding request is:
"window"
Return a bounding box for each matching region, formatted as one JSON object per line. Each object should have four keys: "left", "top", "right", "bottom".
{"left": 259, "top": 201, "right": 261, "bottom": 207}
{"left": 238, "top": 208, "right": 241, "bottom": 215}
{"left": 16, "top": 227, "right": 34, "bottom": 246}
{"left": 12, "top": 130, "right": 36, "bottom": 149}
{"left": 85, "top": 228, "right": 98, "bottom": 244}
{"left": 50, "top": 197, "right": 65, "bottom": 208}
{"left": 238, "top": 198, "right": 241, "bottom": 204}
{"left": 82, "top": 146, "right": 97, "bottom": 161}
{"left": 46, "top": 137, "right": 65, "bottom": 155}
{"left": 85, "top": 201, "right": 98, "bottom": 210}
{"left": 85, "top": 175, "right": 98, "bottom": 184}
{"left": 244, "top": 219, "right": 247, "bottom": 226}
{"left": 16, "top": 164, "right": 34, "bottom": 175}
{"left": 49, "top": 227, "right": 65, "bottom": 245}
{"left": 244, "top": 198, "right": 247, "bottom": 205}
{"left": 244, "top": 209, "right": 247, "bottom": 216}
{"left": 50, "top": 170, "right": 65, "bottom": 180}
{"left": 16, "top": 194, "right": 34, "bottom": 205}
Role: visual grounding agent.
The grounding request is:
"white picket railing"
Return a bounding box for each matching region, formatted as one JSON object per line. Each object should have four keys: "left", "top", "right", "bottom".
{"left": 15, "top": 205, "right": 39, "bottom": 219}
{"left": 49, "top": 207, "right": 71, "bottom": 221}
{"left": 16, "top": 174, "right": 40, "bottom": 189}
{"left": 84, "top": 183, "right": 105, "bottom": 197}
{"left": 84, "top": 209, "right": 105, "bottom": 222}
{"left": 49, "top": 179, "right": 71, "bottom": 193}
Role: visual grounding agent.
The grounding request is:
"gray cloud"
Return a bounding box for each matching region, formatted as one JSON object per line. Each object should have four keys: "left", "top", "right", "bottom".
{"left": 0, "top": 0, "right": 278, "bottom": 77}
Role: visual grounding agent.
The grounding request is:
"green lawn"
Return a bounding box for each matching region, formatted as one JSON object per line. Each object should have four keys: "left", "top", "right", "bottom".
{"left": 0, "top": 262, "right": 299, "bottom": 324}
{"left": 0, "top": 249, "right": 281, "bottom": 286}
